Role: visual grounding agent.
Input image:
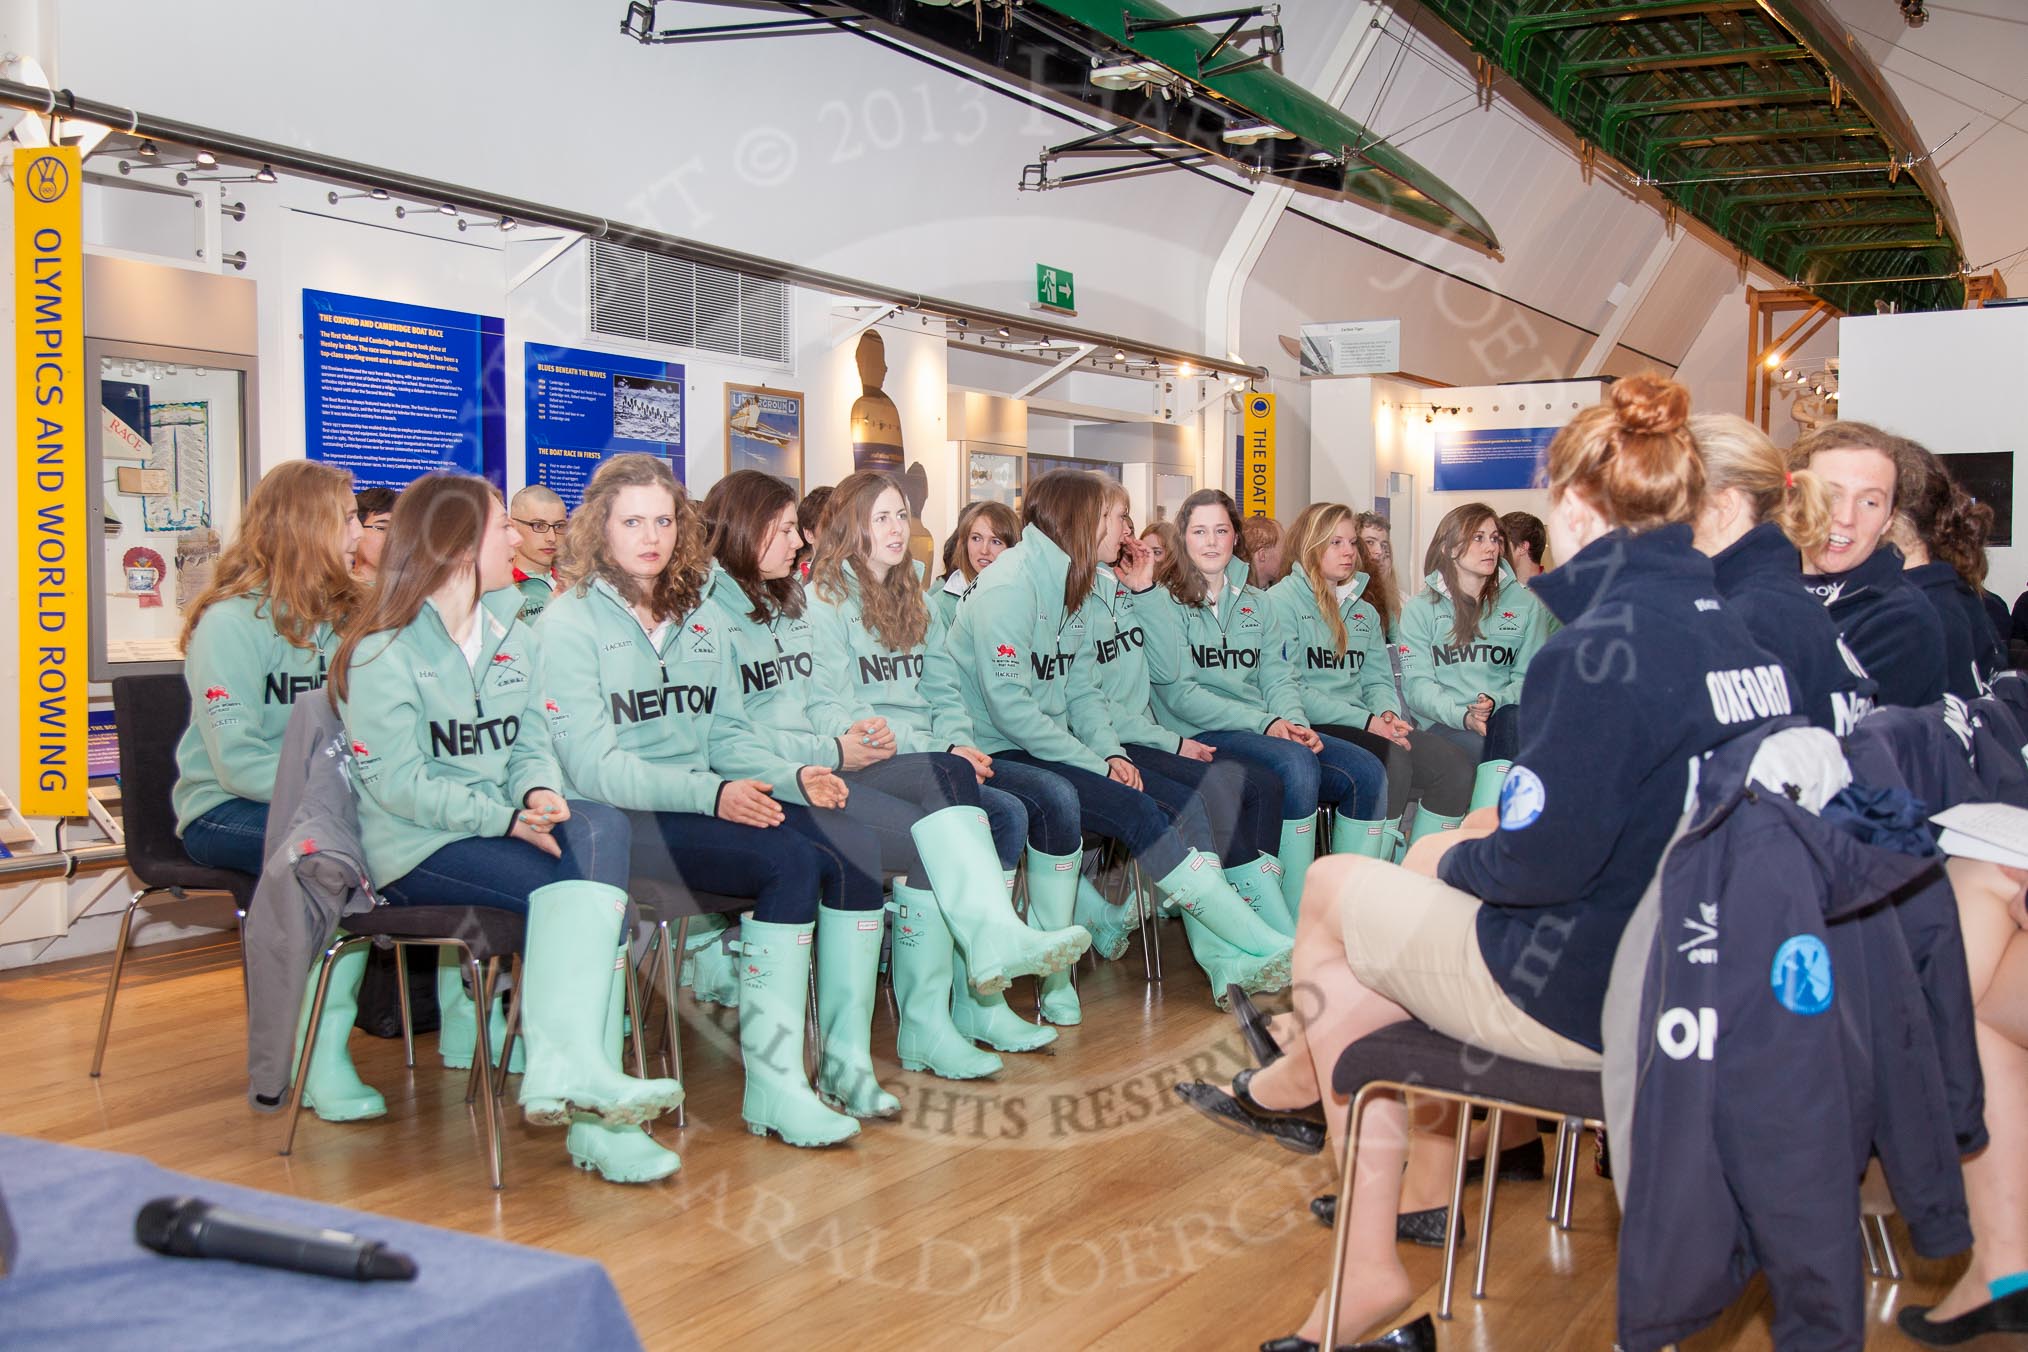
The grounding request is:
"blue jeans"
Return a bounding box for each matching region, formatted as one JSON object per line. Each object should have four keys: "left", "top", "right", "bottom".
{"left": 995, "top": 750, "right": 1199, "bottom": 877}
{"left": 379, "top": 800, "right": 631, "bottom": 915}
{"left": 182, "top": 796, "right": 269, "bottom": 876}
{"left": 1126, "top": 743, "right": 1278, "bottom": 861}
{"left": 1422, "top": 703, "right": 1521, "bottom": 763}
{"left": 1200, "top": 730, "right": 1387, "bottom": 820}
{"left": 977, "top": 757, "right": 1082, "bottom": 858}
{"left": 842, "top": 751, "right": 1026, "bottom": 881}
{"left": 627, "top": 802, "right": 879, "bottom": 923}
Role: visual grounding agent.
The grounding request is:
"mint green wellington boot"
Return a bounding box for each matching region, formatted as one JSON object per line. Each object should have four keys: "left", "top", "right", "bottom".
{"left": 1470, "top": 760, "right": 1512, "bottom": 814}
{"left": 1225, "top": 854, "right": 1295, "bottom": 937}
{"left": 294, "top": 945, "right": 387, "bottom": 1123}
{"left": 683, "top": 916, "right": 742, "bottom": 1009}
{"left": 910, "top": 806, "right": 1090, "bottom": 995}
{"left": 951, "top": 870, "right": 1057, "bottom": 1050}
{"left": 1178, "top": 910, "right": 1291, "bottom": 1005}
{"left": 1155, "top": 851, "right": 1292, "bottom": 966}
{"left": 518, "top": 881, "right": 685, "bottom": 1128}
{"left": 890, "top": 883, "right": 1003, "bottom": 1079}
{"left": 813, "top": 907, "right": 901, "bottom": 1118}
{"left": 566, "top": 938, "right": 681, "bottom": 1183}
{"left": 1331, "top": 815, "right": 1404, "bottom": 860}
{"left": 437, "top": 950, "right": 524, "bottom": 1072}
{"left": 737, "top": 918, "right": 859, "bottom": 1146}
{"left": 1406, "top": 804, "right": 1465, "bottom": 847}
{"left": 1027, "top": 849, "right": 1085, "bottom": 1026}
{"left": 1074, "top": 869, "right": 1136, "bottom": 961}
{"left": 1276, "top": 816, "right": 1318, "bottom": 909}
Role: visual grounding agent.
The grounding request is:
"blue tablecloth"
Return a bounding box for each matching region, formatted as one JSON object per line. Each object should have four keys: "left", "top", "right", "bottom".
{"left": 0, "top": 1134, "right": 641, "bottom": 1350}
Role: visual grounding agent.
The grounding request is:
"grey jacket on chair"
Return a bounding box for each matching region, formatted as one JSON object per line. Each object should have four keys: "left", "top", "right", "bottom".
{"left": 244, "top": 696, "right": 378, "bottom": 1108}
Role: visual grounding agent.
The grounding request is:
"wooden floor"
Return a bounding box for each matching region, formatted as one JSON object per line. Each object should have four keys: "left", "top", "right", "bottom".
{"left": 1, "top": 926, "right": 1971, "bottom": 1350}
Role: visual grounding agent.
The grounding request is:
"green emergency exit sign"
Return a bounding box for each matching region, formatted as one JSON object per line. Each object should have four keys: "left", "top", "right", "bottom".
{"left": 1035, "top": 264, "right": 1076, "bottom": 314}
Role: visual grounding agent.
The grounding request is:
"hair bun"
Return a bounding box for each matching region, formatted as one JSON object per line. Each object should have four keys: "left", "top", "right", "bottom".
{"left": 1610, "top": 373, "right": 1690, "bottom": 437}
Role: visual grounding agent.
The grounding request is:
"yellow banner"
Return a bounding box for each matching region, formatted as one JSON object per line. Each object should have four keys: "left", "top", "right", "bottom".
{"left": 16, "top": 146, "right": 86, "bottom": 816}
{"left": 1238, "top": 391, "right": 1276, "bottom": 518}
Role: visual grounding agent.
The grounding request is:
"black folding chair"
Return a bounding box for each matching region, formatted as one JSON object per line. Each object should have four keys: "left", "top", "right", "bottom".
{"left": 92, "top": 675, "right": 259, "bottom": 1077}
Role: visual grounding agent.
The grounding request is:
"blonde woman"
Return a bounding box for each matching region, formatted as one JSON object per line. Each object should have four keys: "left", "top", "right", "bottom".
{"left": 1690, "top": 413, "right": 1875, "bottom": 733}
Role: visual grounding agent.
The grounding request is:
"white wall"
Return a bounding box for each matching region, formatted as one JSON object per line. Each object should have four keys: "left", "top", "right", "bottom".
{"left": 1838, "top": 307, "right": 2027, "bottom": 603}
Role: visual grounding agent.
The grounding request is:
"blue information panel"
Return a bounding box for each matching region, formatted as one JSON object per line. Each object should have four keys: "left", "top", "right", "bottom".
{"left": 524, "top": 343, "right": 686, "bottom": 508}
{"left": 1432, "top": 425, "right": 1557, "bottom": 493}
{"left": 303, "top": 289, "right": 506, "bottom": 490}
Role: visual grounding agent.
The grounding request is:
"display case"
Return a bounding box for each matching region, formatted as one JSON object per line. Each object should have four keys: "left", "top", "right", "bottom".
{"left": 965, "top": 447, "right": 1024, "bottom": 510}
{"left": 85, "top": 339, "right": 259, "bottom": 678}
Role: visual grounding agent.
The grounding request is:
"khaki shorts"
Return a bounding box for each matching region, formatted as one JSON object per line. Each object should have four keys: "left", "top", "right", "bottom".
{"left": 1336, "top": 864, "right": 1602, "bottom": 1073}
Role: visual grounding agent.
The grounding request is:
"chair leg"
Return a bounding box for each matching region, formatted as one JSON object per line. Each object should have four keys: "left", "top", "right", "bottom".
{"left": 494, "top": 956, "right": 524, "bottom": 1102}
{"left": 235, "top": 908, "right": 252, "bottom": 1017}
{"left": 393, "top": 942, "right": 416, "bottom": 1069}
{"left": 1860, "top": 1214, "right": 1884, "bottom": 1278}
{"left": 1556, "top": 1117, "right": 1582, "bottom": 1230}
{"left": 89, "top": 887, "right": 161, "bottom": 1078}
{"left": 279, "top": 937, "right": 354, "bottom": 1157}
{"left": 1549, "top": 1119, "right": 1571, "bottom": 1221}
{"left": 1870, "top": 1213, "right": 1902, "bottom": 1280}
{"left": 1320, "top": 1084, "right": 1381, "bottom": 1352}
{"left": 1438, "top": 1098, "right": 1472, "bottom": 1319}
{"left": 466, "top": 956, "right": 500, "bottom": 1106}
{"left": 623, "top": 945, "right": 649, "bottom": 1081}
{"left": 1137, "top": 861, "right": 1162, "bottom": 982}
{"left": 1473, "top": 1107, "right": 1503, "bottom": 1299}
{"left": 664, "top": 918, "right": 687, "bottom": 1128}
{"left": 468, "top": 947, "right": 503, "bottom": 1191}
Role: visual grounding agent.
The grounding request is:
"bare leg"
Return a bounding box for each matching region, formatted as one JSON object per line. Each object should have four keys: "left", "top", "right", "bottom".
{"left": 1245, "top": 857, "right": 1420, "bottom": 1342}
{"left": 1928, "top": 863, "right": 2028, "bottom": 1321}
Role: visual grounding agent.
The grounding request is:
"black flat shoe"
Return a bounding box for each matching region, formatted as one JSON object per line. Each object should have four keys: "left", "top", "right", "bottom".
{"left": 1897, "top": 1288, "right": 2028, "bottom": 1346}
{"left": 1463, "top": 1135, "right": 1545, "bottom": 1183}
{"left": 1394, "top": 1207, "right": 1460, "bottom": 1248}
{"left": 1308, "top": 1195, "right": 1463, "bottom": 1248}
{"left": 1173, "top": 1081, "right": 1325, "bottom": 1155}
{"left": 1232, "top": 1067, "right": 1325, "bottom": 1124}
{"left": 1227, "top": 984, "right": 1283, "bottom": 1066}
{"left": 1259, "top": 1313, "right": 1436, "bottom": 1352}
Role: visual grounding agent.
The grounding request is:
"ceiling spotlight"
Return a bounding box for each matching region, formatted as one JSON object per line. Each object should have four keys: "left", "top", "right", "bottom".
{"left": 1764, "top": 351, "right": 1783, "bottom": 370}
{"left": 954, "top": 318, "right": 968, "bottom": 328}
{"left": 438, "top": 202, "right": 458, "bottom": 216}
{"left": 195, "top": 151, "right": 217, "bottom": 168}
{"left": 1113, "top": 348, "right": 1126, "bottom": 361}
{"left": 1222, "top": 120, "right": 1294, "bottom": 146}
{"left": 1178, "top": 361, "right": 1194, "bottom": 377}
{"left": 1090, "top": 59, "right": 1181, "bottom": 93}
{"left": 254, "top": 164, "right": 276, "bottom": 183}
{"left": 996, "top": 326, "right": 1010, "bottom": 338}
{"left": 369, "top": 188, "right": 390, "bottom": 200}
{"left": 136, "top": 139, "right": 157, "bottom": 157}
{"left": 1308, "top": 149, "right": 1338, "bottom": 164}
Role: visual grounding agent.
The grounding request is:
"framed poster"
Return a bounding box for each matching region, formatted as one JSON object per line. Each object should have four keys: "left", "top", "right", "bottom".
{"left": 85, "top": 340, "right": 256, "bottom": 678}
{"left": 726, "top": 384, "right": 803, "bottom": 491}
{"left": 525, "top": 343, "right": 686, "bottom": 508}
{"left": 303, "top": 289, "right": 506, "bottom": 490}
{"left": 1432, "top": 426, "right": 1555, "bottom": 492}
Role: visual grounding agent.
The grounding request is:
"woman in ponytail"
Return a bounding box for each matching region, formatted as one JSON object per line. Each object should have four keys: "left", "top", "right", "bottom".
{"left": 1890, "top": 440, "right": 2004, "bottom": 696}
{"left": 1689, "top": 413, "right": 1876, "bottom": 733}
{"left": 1216, "top": 376, "right": 1804, "bottom": 1351}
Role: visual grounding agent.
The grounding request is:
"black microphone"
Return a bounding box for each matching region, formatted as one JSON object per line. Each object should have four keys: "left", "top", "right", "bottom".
{"left": 135, "top": 1196, "right": 418, "bottom": 1282}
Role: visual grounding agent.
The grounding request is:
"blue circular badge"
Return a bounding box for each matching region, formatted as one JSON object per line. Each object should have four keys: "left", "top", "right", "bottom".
{"left": 1770, "top": 934, "right": 1833, "bottom": 1016}
{"left": 1498, "top": 765, "right": 1545, "bottom": 831}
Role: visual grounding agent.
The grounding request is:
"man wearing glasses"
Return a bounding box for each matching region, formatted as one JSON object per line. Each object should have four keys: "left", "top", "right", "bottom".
{"left": 509, "top": 484, "right": 569, "bottom": 622}
{"left": 352, "top": 487, "right": 398, "bottom": 585}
